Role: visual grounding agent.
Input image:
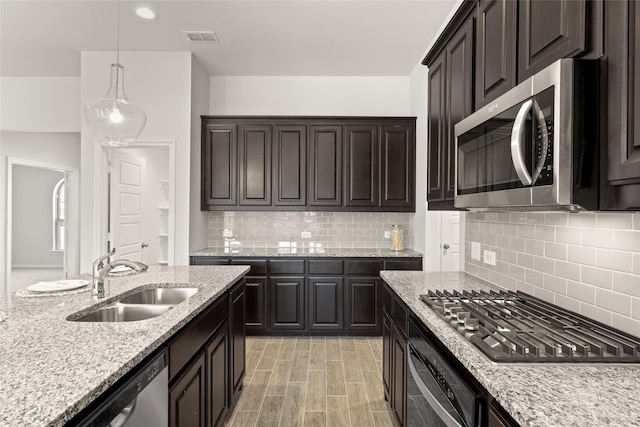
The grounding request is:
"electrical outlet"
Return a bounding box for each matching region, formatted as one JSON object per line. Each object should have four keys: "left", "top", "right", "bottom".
{"left": 223, "top": 229, "right": 233, "bottom": 238}
{"left": 471, "top": 242, "right": 481, "bottom": 261}
{"left": 301, "top": 231, "right": 311, "bottom": 239}
{"left": 483, "top": 250, "right": 496, "bottom": 266}
{"left": 384, "top": 231, "right": 391, "bottom": 239}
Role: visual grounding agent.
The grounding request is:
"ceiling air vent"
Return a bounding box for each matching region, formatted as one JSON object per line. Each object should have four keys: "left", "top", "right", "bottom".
{"left": 183, "top": 31, "right": 220, "bottom": 43}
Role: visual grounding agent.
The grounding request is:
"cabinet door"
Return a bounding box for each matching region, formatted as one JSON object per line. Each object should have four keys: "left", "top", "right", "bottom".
{"left": 229, "top": 283, "right": 246, "bottom": 403}
{"left": 427, "top": 52, "right": 447, "bottom": 203}
{"left": 269, "top": 277, "right": 305, "bottom": 330}
{"left": 391, "top": 324, "right": 406, "bottom": 426}
{"left": 345, "top": 277, "right": 381, "bottom": 331}
{"left": 244, "top": 277, "right": 267, "bottom": 331}
{"left": 380, "top": 123, "right": 415, "bottom": 210}
{"left": 239, "top": 124, "right": 272, "bottom": 206}
{"left": 518, "top": 0, "right": 587, "bottom": 81}
{"left": 476, "top": 0, "right": 517, "bottom": 108}
{"left": 206, "top": 326, "right": 228, "bottom": 427}
{"left": 307, "top": 277, "right": 344, "bottom": 330}
{"left": 603, "top": 0, "right": 640, "bottom": 210}
{"left": 309, "top": 125, "right": 343, "bottom": 207}
{"left": 202, "top": 123, "right": 237, "bottom": 208}
{"left": 382, "top": 311, "right": 392, "bottom": 402}
{"left": 170, "top": 352, "right": 206, "bottom": 427}
{"left": 445, "top": 17, "right": 474, "bottom": 202}
{"left": 273, "top": 125, "right": 307, "bottom": 206}
{"left": 344, "top": 125, "right": 379, "bottom": 208}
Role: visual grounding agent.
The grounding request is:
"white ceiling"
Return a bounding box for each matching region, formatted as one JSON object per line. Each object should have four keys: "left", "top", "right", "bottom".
{"left": 0, "top": 0, "right": 457, "bottom": 77}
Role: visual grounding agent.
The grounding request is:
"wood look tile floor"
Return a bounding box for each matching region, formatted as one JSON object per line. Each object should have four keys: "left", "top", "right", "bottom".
{"left": 226, "top": 336, "right": 396, "bottom": 427}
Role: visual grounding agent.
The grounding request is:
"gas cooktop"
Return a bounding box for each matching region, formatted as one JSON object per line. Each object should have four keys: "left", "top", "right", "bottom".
{"left": 421, "top": 290, "right": 640, "bottom": 363}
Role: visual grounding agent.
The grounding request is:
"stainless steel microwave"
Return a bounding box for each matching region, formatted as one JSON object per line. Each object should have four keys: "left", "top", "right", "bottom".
{"left": 454, "top": 59, "right": 599, "bottom": 211}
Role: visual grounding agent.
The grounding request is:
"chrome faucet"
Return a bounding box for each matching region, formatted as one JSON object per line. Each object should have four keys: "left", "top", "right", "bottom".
{"left": 92, "top": 248, "right": 149, "bottom": 299}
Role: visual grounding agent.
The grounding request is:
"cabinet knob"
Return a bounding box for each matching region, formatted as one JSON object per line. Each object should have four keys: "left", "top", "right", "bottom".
{"left": 443, "top": 244, "right": 450, "bottom": 250}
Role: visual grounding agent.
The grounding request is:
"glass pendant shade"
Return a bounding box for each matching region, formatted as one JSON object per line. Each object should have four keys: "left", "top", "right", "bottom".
{"left": 84, "top": 63, "right": 147, "bottom": 146}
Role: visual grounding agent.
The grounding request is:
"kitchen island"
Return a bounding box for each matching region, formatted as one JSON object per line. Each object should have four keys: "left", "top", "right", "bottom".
{"left": 0, "top": 265, "right": 249, "bottom": 427}
{"left": 381, "top": 271, "right": 640, "bottom": 427}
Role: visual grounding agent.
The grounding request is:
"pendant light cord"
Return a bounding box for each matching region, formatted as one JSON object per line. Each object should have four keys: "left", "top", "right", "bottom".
{"left": 116, "top": 0, "right": 120, "bottom": 64}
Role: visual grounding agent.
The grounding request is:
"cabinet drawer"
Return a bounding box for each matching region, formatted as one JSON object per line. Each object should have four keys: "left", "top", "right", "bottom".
{"left": 168, "top": 295, "right": 228, "bottom": 381}
{"left": 383, "top": 259, "right": 422, "bottom": 271}
{"left": 269, "top": 259, "right": 306, "bottom": 275}
{"left": 308, "top": 259, "right": 344, "bottom": 275}
{"left": 391, "top": 296, "right": 407, "bottom": 337}
{"left": 191, "top": 257, "right": 230, "bottom": 266}
{"left": 345, "top": 260, "right": 382, "bottom": 276}
{"left": 230, "top": 258, "right": 267, "bottom": 276}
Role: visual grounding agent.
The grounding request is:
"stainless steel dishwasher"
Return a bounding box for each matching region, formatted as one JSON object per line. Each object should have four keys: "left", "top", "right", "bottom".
{"left": 75, "top": 348, "right": 168, "bottom": 427}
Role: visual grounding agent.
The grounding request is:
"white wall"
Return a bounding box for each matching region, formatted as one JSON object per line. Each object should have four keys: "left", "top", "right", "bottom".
{"left": 0, "top": 132, "right": 81, "bottom": 282}
{"left": 12, "top": 166, "right": 65, "bottom": 267}
{"left": 0, "top": 77, "right": 80, "bottom": 132}
{"left": 209, "top": 76, "right": 410, "bottom": 115}
{"left": 80, "top": 51, "right": 193, "bottom": 270}
{"left": 189, "top": 56, "right": 210, "bottom": 253}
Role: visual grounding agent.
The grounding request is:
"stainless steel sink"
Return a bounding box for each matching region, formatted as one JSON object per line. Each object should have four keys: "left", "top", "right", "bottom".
{"left": 69, "top": 286, "right": 199, "bottom": 322}
{"left": 118, "top": 287, "right": 199, "bottom": 305}
{"left": 73, "top": 303, "right": 174, "bottom": 322}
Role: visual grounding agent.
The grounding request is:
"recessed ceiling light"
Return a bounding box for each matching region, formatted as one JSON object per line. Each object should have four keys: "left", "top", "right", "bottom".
{"left": 135, "top": 7, "right": 157, "bottom": 20}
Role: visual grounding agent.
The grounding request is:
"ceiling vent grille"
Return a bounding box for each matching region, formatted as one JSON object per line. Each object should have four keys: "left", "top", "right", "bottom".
{"left": 183, "top": 31, "right": 219, "bottom": 43}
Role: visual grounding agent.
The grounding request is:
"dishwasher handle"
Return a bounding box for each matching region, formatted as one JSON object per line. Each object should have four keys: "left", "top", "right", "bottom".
{"left": 108, "top": 397, "right": 137, "bottom": 427}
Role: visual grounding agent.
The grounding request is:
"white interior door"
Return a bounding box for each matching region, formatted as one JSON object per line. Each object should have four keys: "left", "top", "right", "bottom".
{"left": 110, "top": 151, "right": 146, "bottom": 262}
{"left": 440, "top": 212, "right": 462, "bottom": 271}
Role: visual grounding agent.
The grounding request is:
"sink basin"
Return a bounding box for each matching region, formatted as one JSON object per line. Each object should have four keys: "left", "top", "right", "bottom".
{"left": 73, "top": 303, "right": 173, "bottom": 322}
{"left": 118, "top": 287, "right": 199, "bottom": 305}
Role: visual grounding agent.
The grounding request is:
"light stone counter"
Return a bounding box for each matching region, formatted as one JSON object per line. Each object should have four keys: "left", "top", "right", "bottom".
{"left": 191, "top": 247, "right": 423, "bottom": 258}
{"left": 0, "top": 265, "right": 249, "bottom": 427}
{"left": 380, "top": 271, "right": 640, "bottom": 427}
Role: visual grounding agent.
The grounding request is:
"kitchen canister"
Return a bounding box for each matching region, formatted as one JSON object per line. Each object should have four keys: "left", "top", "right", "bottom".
{"left": 390, "top": 225, "right": 404, "bottom": 251}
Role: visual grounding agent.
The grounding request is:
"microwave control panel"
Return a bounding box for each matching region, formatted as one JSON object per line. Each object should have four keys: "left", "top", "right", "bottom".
{"left": 536, "top": 120, "right": 554, "bottom": 185}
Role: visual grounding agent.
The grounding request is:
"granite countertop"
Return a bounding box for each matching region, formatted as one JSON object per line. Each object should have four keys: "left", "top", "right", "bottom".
{"left": 380, "top": 271, "right": 640, "bottom": 427}
{"left": 0, "top": 265, "right": 249, "bottom": 427}
{"left": 191, "top": 247, "right": 423, "bottom": 258}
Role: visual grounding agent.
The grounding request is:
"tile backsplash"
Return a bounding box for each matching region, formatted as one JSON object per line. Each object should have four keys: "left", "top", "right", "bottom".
{"left": 465, "top": 211, "right": 640, "bottom": 337}
{"left": 208, "top": 211, "right": 411, "bottom": 250}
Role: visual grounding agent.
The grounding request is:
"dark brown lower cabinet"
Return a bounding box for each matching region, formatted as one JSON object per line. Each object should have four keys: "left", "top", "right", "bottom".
{"left": 382, "top": 281, "right": 407, "bottom": 426}
{"left": 308, "top": 277, "right": 344, "bottom": 330}
{"left": 346, "top": 277, "right": 382, "bottom": 331}
{"left": 244, "top": 277, "right": 267, "bottom": 331}
{"left": 382, "top": 312, "right": 392, "bottom": 401}
{"left": 168, "top": 280, "right": 245, "bottom": 427}
{"left": 269, "top": 277, "right": 305, "bottom": 330}
{"left": 391, "top": 321, "right": 407, "bottom": 425}
{"left": 170, "top": 352, "right": 206, "bottom": 427}
{"left": 206, "top": 324, "right": 228, "bottom": 427}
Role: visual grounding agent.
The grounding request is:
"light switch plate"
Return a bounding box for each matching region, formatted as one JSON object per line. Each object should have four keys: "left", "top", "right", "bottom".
{"left": 384, "top": 231, "right": 391, "bottom": 239}
{"left": 223, "top": 229, "right": 233, "bottom": 238}
{"left": 483, "top": 250, "right": 496, "bottom": 266}
{"left": 301, "top": 231, "right": 311, "bottom": 239}
{"left": 471, "top": 242, "right": 481, "bottom": 261}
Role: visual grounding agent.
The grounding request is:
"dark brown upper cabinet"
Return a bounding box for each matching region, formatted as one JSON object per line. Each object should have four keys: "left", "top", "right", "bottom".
{"left": 308, "top": 125, "right": 343, "bottom": 208}
{"left": 273, "top": 125, "right": 307, "bottom": 207}
{"left": 344, "top": 124, "right": 379, "bottom": 208}
{"left": 424, "top": 14, "right": 474, "bottom": 210}
{"left": 201, "top": 117, "right": 415, "bottom": 212}
{"left": 517, "top": 0, "right": 587, "bottom": 82}
{"left": 601, "top": 0, "right": 640, "bottom": 210}
{"left": 380, "top": 124, "right": 415, "bottom": 210}
{"left": 202, "top": 123, "right": 238, "bottom": 208}
{"left": 238, "top": 125, "right": 272, "bottom": 206}
{"left": 475, "top": 0, "right": 517, "bottom": 108}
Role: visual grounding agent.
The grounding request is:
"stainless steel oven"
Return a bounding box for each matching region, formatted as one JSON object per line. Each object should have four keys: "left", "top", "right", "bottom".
{"left": 407, "top": 319, "right": 484, "bottom": 427}
{"left": 454, "top": 58, "right": 599, "bottom": 210}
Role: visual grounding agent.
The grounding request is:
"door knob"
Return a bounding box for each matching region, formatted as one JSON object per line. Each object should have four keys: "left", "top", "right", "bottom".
{"left": 141, "top": 242, "right": 149, "bottom": 248}
{"left": 443, "top": 244, "right": 450, "bottom": 250}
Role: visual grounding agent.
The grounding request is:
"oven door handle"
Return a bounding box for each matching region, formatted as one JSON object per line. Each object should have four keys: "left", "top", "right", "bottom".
{"left": 407, "top": 347, "right": 465, "bottom": 427}
{"left": 510, "top": 99, "right": 533, "bottom": 186}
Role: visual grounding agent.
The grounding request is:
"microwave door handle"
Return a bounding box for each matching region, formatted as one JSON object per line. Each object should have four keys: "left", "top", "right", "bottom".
{"left": 510, "top": 99, "right": 533, "bottom": 186}
{"left": 531, "top": 100, "right": 550, "bottom": 183}
{"left": 407, "top": 347, "right": 464, "bottom": 427}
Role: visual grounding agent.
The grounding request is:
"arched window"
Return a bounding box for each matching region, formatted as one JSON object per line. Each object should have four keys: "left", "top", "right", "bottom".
{"left": 53, "top": 178, "right": 65, "bottom": 251}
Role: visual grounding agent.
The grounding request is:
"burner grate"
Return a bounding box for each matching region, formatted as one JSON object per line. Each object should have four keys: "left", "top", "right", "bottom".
{"left": 421, "top": 290, "right": 640, "bottom": 363}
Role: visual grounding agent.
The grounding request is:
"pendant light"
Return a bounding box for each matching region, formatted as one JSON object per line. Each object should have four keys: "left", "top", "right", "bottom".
{"left": 84, "top": 0, "right": 146, "bottom": 146}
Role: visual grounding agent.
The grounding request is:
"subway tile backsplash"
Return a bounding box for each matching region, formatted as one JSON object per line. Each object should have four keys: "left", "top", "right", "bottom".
{"left": 465, "top": 211, "right": 640, "bottom": 337}
{"left": 208, "top": 211, "right": 411, "bottom": 250}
